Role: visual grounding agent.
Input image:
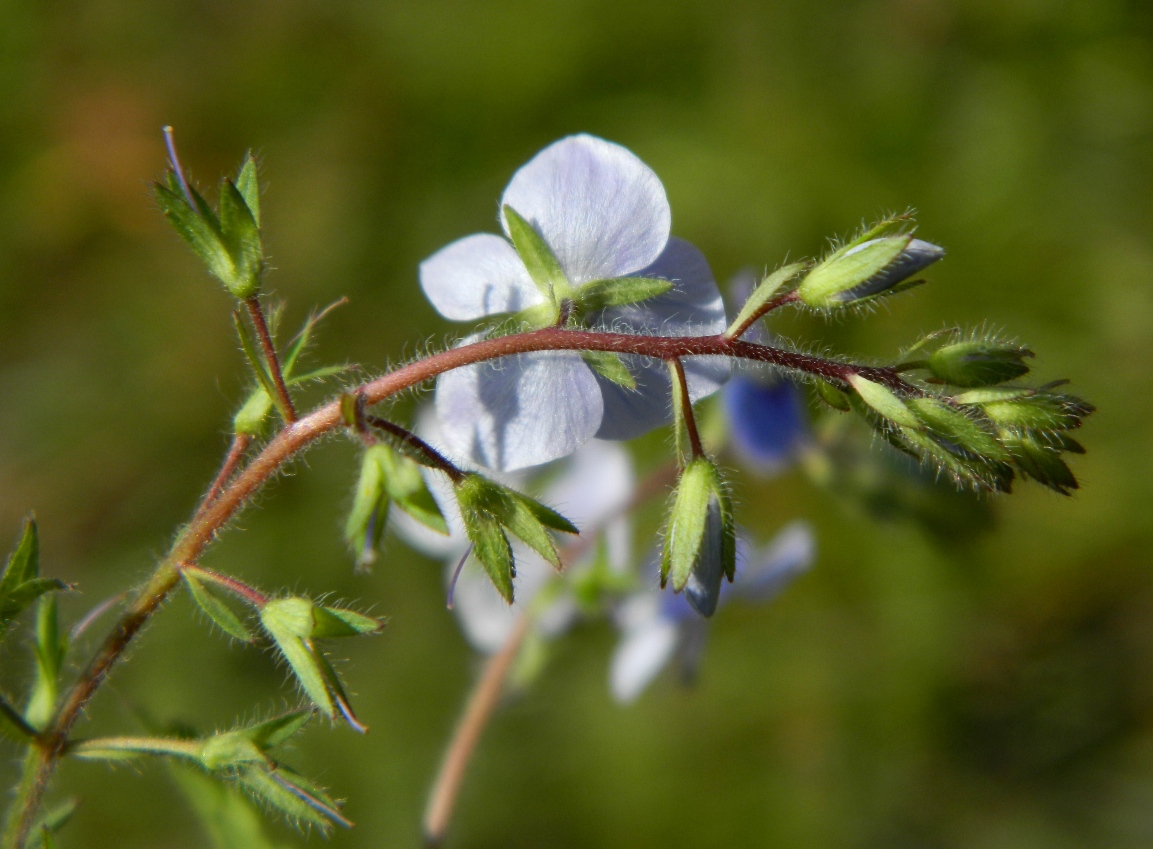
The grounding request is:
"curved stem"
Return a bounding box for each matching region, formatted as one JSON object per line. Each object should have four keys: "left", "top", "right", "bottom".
{"left": 2, "top": 328, "right": 912, "bottom": 846}
{"left": 423, "top": 616, "right": 529, "bottom": 847}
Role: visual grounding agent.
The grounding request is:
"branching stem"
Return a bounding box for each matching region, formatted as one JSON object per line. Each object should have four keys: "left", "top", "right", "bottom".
{"left": 244, "top": 296, "right": 297, "bottom": 424}
{"left": 1, "top": 327, "right": 912, "bottom": 848}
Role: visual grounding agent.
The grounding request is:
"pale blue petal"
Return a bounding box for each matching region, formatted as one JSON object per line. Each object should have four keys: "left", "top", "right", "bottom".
{"left": 610, "top": 595, "right": 680, "bottom": 703}
{"left": 420, "top": 233, "right": 545, "bottom": 321}
{"left": 436, "top": 350, "right": 604, "bottom": 472}
{"left": 501, "top": 135, "right": 671, "bottom": 284}
{"left": 733, "top": 521, "right": 815, "bottom": 602}
{"left": 593, "top": 238, "right": 730, "bottom": 440}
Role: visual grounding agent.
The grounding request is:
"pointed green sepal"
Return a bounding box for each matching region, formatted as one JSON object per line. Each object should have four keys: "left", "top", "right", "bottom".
{"left": 344, "top": 445, "right": 390, "bottom": 568}
{"left": 724, "top": 262, "right": 807, "bottom": 339}
{"left": 847, "top": 375, "right": 920, "bottom": 428}
{"left": 660, "top": 457, "right": 734, "bottom": 617}
{"left": 813, "top": 378, "right": 852, "bottom": 411}
{"left": 502, "top": 204, "right": 570, "bottom": 307}
{"left": 581, "top": 350, "right": 636, "bottom": 389}
{"left": 907, "top": 397, "right": 1008, "bottom": 462}
{"left": 574, "top": 276, "right": 673, "bottom": 313}
{"left": 181, "top": 570, "right": 256, "bottom": 643}
{"left": 378, "top": 446, "right": 449, "bottom": 534}
{"left": 218, "top": 179, "right": 263, "bottom": 298}
{"left": 235, "top": 153, "right": 261, "bottom": 227}
{"left": 1003, "top": 431, "right": 1080, "bottom": 495}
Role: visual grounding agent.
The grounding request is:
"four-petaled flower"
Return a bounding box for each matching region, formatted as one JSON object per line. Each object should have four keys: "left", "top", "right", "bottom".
{"left": 420, "top": 134, "right": 729, "bottom": 472}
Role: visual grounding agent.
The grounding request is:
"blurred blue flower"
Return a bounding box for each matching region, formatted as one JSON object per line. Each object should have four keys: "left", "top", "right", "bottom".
{"left": 421, "top": 134, "right": 728, "bottom": 472}
{"left": 723, "top": 375, "right": 809, "bottom": 474}
{"left": 610, "top": 521, "right": 815, "bottom": 704}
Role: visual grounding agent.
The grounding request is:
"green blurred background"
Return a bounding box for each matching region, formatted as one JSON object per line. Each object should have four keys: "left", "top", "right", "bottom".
{"left": 1, "top": 0, "right": 1151, "bottom": 846}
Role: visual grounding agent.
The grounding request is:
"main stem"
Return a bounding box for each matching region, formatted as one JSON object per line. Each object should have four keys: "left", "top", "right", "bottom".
{"left": 1, "top": 328, "right": 910, "bottom": 847}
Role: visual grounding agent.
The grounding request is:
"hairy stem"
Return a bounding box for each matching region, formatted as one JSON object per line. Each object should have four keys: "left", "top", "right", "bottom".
{"left": 365, "top": 416, "right": 465, "bottom": 482}
{"left": 3, "top": 328, "right": 911, "bottom": 845}
{"left": 725, "top": 289, "right": 800, "bottom": 340}
{"left": 670, "top": 358, "right": 704, "bottom": 460}
{"left": 244, "top": 297, "right": 297, "bottom": 423}
{"left": 195, "top": 433, "right": 251, "bottom": 519}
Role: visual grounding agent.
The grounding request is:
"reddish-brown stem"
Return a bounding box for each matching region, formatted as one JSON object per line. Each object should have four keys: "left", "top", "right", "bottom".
{"left": 725, "top": 289, "right": 800, "bottom": 340}
{"left": 180, "top": 564, "right": 270, "bottom": 608}
{"left": 421, "top": 459, "right": 679, "bottom": 844}
{"left": 670, "top": 358, "right": 704, "bottom": 459}
{"left": 3, "top": 328, "right": 914, "bottom": 847}
{"left": 365, "top": 416, "right": 466, "bottom": 483}
{"left": 423, "top": 616, "right": 529, "bottom": 846}
{"left": 196, "top": 433, "right": 251, "bottom": 518}
{"left": 244, "top": 296, "right": 297, "bottom": 423}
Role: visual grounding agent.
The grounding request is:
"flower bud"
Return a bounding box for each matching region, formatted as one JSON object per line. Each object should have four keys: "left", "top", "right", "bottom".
{"left": 956, "top": 387, "right": 1094, "bottom": 432}
{"left": 660, "top": 458, "right": 735, "bottom": 617}
{"left": 798, "top": 236, "right": 944, "bottom": 308}
{"left": 927, "top": 341, "right": 1033, "bottom": 387}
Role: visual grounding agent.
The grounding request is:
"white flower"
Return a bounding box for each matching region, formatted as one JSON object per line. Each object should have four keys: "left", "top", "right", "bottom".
{"left": 420, "top": 134, "right": 729, "bottom": 472}
{"left": 392, "top": 417, "right": 635, "bottom": 654}
{"left": 609, "top": 521, "right": 815, "bottom": 704}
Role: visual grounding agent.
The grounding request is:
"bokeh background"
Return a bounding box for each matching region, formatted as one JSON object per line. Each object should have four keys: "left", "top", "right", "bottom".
{"left": 1, "top": 0, "right": 1151, "bottom": 846}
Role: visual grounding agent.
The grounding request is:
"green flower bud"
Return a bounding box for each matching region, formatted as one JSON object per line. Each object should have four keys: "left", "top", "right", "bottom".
{"left": 927, "top": 341, "right": 1033, "bottom": 387}
{"left": 660, "top": 457, "right": 735, "bottom": 617}
{"left": 1002, "top": 431, "right": 1080, "bottom": 495}
{"left": 966, "top": 389, "right": 1094, "bottom": 432}
{"left": 798, "top": 236, "right": 944, "bottom": 308}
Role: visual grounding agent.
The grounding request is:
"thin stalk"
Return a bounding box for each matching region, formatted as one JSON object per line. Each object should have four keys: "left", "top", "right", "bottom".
{"left": 365, "top": 416, "right": 465, "bottom": 482}
{"left": 2, "top": 328, "right": 913, "bottom": 847}
{"left": 670, "top": 358, "right": 704, "bottom": 460}
{"left": 244, "top": 297, "right": 297, "bottom": 423}
{"left": 195, "top": 433, "right": 251, "bottom": 518}
{"left": 421, "top": 460, "right": 679, "bottom": 844}
{"left": 724, "top": 289, "right": 800, "bottom": 340}
{"left": 423, "top": 616, "right": 529, "bottom": 847}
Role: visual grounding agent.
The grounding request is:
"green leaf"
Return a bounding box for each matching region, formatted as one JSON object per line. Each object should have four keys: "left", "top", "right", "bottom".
{"left": 574, "top": 276, "right": 673, "bottom": 312}
{"left": 182, "top": 570, "right": 256, "bottom": 643}
{"left": 28, "top": 799, "right": 77, "bottom": 849}
{"left": 235, "top": 153, "right": 261, "bottom": 227}
{"left": 25, "top": 596, "right": 66, "bottom": 730}
{"left": 847, "top": 375, "right": 920, "bottom": 428}
{"left": 661, "top": 458, "right": 714, "bottom": 591}
{"left": 515, "top": 492, "right": 580, "bottom": 536}
{"left": 724, "top": 262, "right": 807, "bottom": 339}
{"left": 502, "top": 204, "right": 570, "bottom": 306}
{"left": 581, "top": 351, "right": 636, "bottom": 389}
{"left": 170, "top": 764, "right": 290, "bottom": 849}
